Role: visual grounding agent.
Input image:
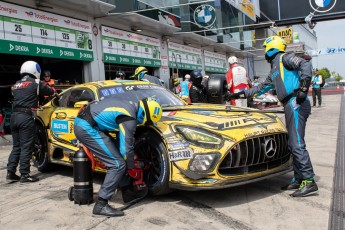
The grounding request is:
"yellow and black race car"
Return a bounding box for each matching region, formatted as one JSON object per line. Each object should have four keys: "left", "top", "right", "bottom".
{"left": 33, "top": 80, "right": 292, "bottom": 195}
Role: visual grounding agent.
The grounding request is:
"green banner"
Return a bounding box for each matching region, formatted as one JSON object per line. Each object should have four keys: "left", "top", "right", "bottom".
{"left": 0, "top": 40, "right": 93, "bottom": 61}
{"left": 104, "top": 53, "right": 161, "bottom": 67}
{"left": 205, "top": 66, "right": 226, "bottom": 73}
{"left": 168, "top": 62, "right": 202, "bottom": 71}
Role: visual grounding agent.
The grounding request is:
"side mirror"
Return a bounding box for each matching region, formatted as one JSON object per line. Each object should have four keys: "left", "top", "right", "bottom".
{"left": 74, "top": 101, "right": 89, "bottom": 108}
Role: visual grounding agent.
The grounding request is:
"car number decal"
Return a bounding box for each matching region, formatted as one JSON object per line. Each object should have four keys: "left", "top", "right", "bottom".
{"left": 168, "top": 149, "right": 193, "bottom": 162}
{"left": 52, "top": 120, "right": 69, "bottom": 133}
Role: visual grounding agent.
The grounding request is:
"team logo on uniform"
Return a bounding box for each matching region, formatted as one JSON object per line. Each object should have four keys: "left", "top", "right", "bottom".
{"left": 309, "top": 0, "right": 337, "bottom": 13}
{"left": 193, "top": 4, "right": 217, "bottom": 28}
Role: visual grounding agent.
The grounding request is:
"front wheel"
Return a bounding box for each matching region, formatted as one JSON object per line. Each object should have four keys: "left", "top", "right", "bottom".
{"left": 32, "top": 124, "right": 51, "bottom": 172}
{"left": 135, "top": 131, "right": 171, "bottom": 195}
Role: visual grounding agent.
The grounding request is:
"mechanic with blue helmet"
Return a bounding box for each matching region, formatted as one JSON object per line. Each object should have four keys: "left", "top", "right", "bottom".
{"left": 6, "top": 61, "right": 55, "bottom": 183}
{"left": 189, "top": 70, "right": 207, "bottom": 103}
{"left": 226, "top": 35, "right": 317, "bottom": 197}
{"left": 74, "top": 96, "right": 162, "bottom": 217}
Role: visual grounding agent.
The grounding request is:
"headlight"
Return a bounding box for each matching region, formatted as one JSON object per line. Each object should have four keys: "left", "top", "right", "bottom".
{"left": 189, "top": 153, "right": 219, "bottom": 172}
{"left": 175, "top": 126, "right": 222, "bottom": 148}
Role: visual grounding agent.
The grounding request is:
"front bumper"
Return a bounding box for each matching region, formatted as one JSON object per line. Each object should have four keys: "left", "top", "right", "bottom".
{"left": 169, "top": 164, "right": 293, "bottom": 191}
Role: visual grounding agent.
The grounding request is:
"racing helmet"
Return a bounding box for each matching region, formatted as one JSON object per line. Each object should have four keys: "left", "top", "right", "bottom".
{"left": 133, "top": 66, "right": 148, "bottom": 80}
{"left": 173, "top": 78, "right": 180, "bottom": 86}
{"left": 137, "top": 98, "right": 162, "bottom": 125}
{"left": 190, "top": 70, "right": 203, "bottom": 86}
{"left": 43, "top": 70, "right": 51, "bottom": 77}
{"left": 228, "top": 56, "right": 238, "bottom": 65}
{"left": 262, "top": 36, "right": 286, "bottom": 59}
{"left": 20, "top": 61, "right": 41, "bottom": 79}
{"left": 115, "top": 70, "right": 126, "bottom": 79}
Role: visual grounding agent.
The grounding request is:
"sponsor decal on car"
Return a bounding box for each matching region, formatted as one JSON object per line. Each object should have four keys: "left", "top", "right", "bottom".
{"left": 170, "top": 141, "right": 190, "bottom": 149}
{"left": 168, "top": 148, "right": 193, "bottom": 161}
{"left": 52, "top": 120, "right": 69, "bottom": 133}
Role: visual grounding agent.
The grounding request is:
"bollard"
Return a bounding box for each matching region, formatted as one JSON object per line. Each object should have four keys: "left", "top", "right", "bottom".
{"left": 68, "top": 148, "right": 93, "bottom": 205}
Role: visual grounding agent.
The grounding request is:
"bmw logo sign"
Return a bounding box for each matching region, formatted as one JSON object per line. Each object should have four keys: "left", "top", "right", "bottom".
{"left": 309, "top": 0, "right": 337, "bottom": 13}
{"left": 193, "top": 4, "right": 217, "bottom": 28}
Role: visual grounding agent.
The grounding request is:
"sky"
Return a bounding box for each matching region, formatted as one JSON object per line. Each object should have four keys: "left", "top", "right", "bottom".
{"left": 313, "top": 18, "right": 345, "bottom": 77}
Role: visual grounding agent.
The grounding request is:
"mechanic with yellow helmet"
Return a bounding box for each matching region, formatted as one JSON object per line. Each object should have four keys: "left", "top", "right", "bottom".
{"left": 131, "top": 66, "right": 162, "bottom": 85}
{"left": 74, "top": 96, "right": 162, "bottom": 217}
{"left": 226, "top": 35, "right": 317, "bottom": 197}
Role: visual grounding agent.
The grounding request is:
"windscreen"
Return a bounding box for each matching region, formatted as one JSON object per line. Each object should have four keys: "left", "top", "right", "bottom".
{"left": 98, "top": 84, "right": 185, "bottom": 107}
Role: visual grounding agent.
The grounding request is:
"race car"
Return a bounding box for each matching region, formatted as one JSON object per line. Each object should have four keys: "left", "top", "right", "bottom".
{"left": 33, "top": 80, "right": 292, "bottom": 195}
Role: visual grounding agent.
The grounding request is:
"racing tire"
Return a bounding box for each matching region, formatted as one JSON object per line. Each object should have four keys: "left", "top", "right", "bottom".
{"left": 68, "top": 186, "right": 74, "bottom": 201}
{"left": 135, "top": 131, "right": 171, "bottom": 195}
{"left": 33, "top": 124, "right": 51, "bottom": 172}
{"left": 206, "top": 74, "right": 228, "bottom": 104}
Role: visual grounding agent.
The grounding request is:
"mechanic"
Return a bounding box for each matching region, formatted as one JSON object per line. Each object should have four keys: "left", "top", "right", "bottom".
{"left": 41, "top": 70, "right": 56, "bottom": 104}
{"left": 172, "top": 77, "right": 181, "bottom": 95}
{"left": 6, "top": 61, "right": 55, "bottom": 183}
{"left": 114, "top": 70, "right": 126, "bottom": 80}
{"left": 226, "top": 36, "right": 318, "bottom": 197}
{"left": 252, "top": 76, "right": 260, "bottom": 87}
{"left": 180, "top": 74, "right": 192, "bottom": 103}
{"left": 74, "top": 97, "right": 162, "bottom": 217}
{"left": 226, "top": 56, "right": 250, "bottom": 107}
{"left": 311, "top": 68, "right": 322, "bottom": 108}
{"left": 189, "top": 70, "right": 207, "bottom": 103}
{"left": 131, "top": 66, "right": 162, "bottom": 85}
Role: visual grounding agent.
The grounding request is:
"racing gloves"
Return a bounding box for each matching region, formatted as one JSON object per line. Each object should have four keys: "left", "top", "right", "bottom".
{"left": 224, "top": 91, "right": 246, "bottom": 101}
{"left": 296, "top": 79, "right": 311, "bottom": 105}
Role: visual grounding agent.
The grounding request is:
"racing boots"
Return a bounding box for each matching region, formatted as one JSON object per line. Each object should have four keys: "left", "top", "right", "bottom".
{"left": 281, "top": 178, "right": 302, "bottom": 190}
{"left": 20, "top": 174, "right": 39, "bottom": 183}
{"left": 291, "top": 179, "right": 318, "bottom": 197}
{"left": 6, "top": 171, "right": 20, "bottom": 183}
{"left": 93, "top": 199, "right": 124, "bottom": 217}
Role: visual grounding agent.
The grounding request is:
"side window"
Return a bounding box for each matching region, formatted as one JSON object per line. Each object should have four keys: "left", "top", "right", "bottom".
{"left": 66, "top": 89, "right": 94, "bottom": 108}
{"left": 57, "top": 90, "right": 72, "bottom": 108}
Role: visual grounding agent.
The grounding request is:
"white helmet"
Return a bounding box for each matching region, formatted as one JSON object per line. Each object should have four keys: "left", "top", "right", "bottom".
{"left": 20, "top": 61, "right": 41, "bottom": 79}
{"left": 185, "top": 74, "right": 191, "bottom": 79}
{"left": 228, "top": 56, "right": 238, "bottom": 65}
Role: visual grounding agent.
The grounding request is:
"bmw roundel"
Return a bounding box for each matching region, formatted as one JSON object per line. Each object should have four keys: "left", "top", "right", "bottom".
{"left": 309, "top": 0, "right": 337, "bottom": 13}
{"left": 193, "top": 4, "right": 217, "bottom": 29}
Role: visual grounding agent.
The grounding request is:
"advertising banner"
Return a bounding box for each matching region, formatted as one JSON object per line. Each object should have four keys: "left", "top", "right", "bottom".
{"left": 168, "top": 42, "right": 202, "bottom": 71}
{"left": 204, "top": 50, "right": 227, "bottom": 73}
{"left": 0, "top": 2, "right": 93, "bottom": 61}
{"left": 277, "top": 27, "right": 292, "bottom": 44}
{"left": 101, "top": 26, "right": 161, "bottom": 67}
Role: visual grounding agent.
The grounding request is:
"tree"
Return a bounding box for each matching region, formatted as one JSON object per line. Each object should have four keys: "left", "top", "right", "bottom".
{"left": 335, "top": 73, "right": 343, "bottom": 82}
{"left": 318, "top": 68, "right": 330, "bottom": 80}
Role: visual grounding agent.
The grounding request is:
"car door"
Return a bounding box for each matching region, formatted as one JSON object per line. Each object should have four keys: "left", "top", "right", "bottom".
{"left": 50, "top": 88, "right": 95, "bottom": 147}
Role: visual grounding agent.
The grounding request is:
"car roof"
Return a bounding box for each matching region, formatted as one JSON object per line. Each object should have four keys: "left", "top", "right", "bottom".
{"left": 74, "top": 79, "right": 152, "bottom": 88}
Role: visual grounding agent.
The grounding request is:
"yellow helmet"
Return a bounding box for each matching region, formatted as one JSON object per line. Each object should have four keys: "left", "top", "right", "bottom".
{"left": 262, "top": 36, "right": 286, "bottom": 58}
{"left": 137, "top": 98, "right": 162, "bottom": 125}
{"left": 132, "top": 66, "right": 148, "bottom": 80}
{"left": 173, "top": 78, "right": 180, "bottom": 86}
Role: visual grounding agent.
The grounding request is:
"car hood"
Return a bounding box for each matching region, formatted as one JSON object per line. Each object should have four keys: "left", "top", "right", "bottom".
{"left": 160, "top": 104, "right": 284, "bottom": 133}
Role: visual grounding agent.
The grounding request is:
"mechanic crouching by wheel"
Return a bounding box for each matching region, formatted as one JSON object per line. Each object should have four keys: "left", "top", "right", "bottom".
{"left": 74, "top": 96, "right": 162, "bottom": 217}
{"left": 226, "top": 36, "right": 318, "bottom": 197}
{"left": 189, "top": 70, "right": 207, "bottom": 103}
{"left": 6, "top": 61, "right": 55, "bottom": 183}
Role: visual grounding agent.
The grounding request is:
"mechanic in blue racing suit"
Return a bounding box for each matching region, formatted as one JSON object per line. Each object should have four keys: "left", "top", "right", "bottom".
{"left": 74, "top": 96, "right": 162, "bottom": 217}
{"left": 226, "top": 36, "right": 318, "bottom": 197}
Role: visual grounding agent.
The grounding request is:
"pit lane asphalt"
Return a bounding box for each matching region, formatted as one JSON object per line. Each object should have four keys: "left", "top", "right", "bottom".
{"left": 0, "top": 94, "right": 342, "bottom": 230}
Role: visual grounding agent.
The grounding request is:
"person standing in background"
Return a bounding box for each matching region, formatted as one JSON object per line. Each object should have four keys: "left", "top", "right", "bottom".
{"left": 311, "top": 68, "right": 322, "bottom": 108}
{"left": 226, "top": 56, "right": 250, "bottom": 107}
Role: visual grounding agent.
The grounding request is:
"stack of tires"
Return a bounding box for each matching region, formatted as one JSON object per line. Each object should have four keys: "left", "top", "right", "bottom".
{"left": 206, "top": 74, "right": 228, "bottom": 104}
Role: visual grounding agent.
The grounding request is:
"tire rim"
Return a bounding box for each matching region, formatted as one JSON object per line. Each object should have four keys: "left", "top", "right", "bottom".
{"left": 135, "top": 142, "right": 162, "bottom": 188}
{"left": 33, "top": 131, "right": 45, "bottom": 166}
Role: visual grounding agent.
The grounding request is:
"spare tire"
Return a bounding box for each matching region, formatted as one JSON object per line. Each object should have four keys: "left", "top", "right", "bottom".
{"left": 206, "top": 74, "right": 228, "bottom": 104}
